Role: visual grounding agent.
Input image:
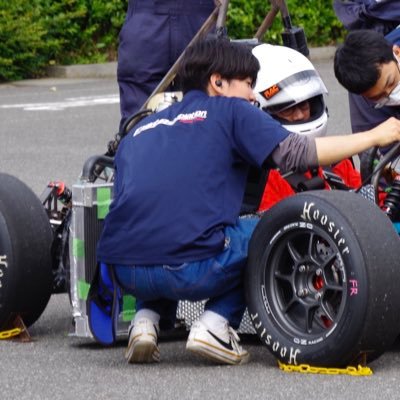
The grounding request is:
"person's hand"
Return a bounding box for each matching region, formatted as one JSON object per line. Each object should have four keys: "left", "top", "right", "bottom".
{"left": 370, "top": 117, "right": 400, "bottom": 148}
{"left": 316, "top": 117, "right": 400, "bottom": 166}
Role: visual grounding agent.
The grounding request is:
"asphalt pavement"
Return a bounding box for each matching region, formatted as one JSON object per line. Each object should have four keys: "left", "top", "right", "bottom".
{"left": 0, "top": 56, "right": 398, "bottom": 400}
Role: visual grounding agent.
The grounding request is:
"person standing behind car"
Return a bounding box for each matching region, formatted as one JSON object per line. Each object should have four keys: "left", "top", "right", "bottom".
{"left": 333, "top": 0, "right": 400, "bottom": 36}
{"left": 117, "top": 0, "right": 215, "bottom": 131}
{"left": 334, "top": 29, "right": 400, "bottom": 132}
{"left": 333, "top": 0, "right": 400, "bottom": 133}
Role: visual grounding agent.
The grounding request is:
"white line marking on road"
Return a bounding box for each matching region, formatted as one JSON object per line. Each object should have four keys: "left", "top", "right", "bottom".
{"left": 0, "top": 94, "right": 119, "bottom": 111}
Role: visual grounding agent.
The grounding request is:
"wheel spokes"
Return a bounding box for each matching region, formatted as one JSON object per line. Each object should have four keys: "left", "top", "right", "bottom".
{"left": 286, "top": 239, "right": 302, "bottom": 263}
{"left": 270, "top": 230, "right": 346, "bottom": 337}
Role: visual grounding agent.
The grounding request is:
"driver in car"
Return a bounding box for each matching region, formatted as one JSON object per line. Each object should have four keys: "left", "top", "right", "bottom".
{"left": 251, "top": 43, "right": 361, "bottom": 211}
{"left": 94, "top": 37, "right": 400, "bottom": 366}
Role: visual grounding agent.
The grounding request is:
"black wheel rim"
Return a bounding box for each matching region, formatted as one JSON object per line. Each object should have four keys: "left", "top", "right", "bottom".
{"left": 262, "top": 225, "right": 347, "bottom": 341}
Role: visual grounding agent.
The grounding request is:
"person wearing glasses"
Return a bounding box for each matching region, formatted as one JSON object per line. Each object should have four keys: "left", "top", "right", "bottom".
{"left": 252, "top": 44, "right": 361, "bottom": 211}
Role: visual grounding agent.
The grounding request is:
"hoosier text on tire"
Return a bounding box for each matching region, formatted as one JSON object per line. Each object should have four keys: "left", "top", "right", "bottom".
{"left": 246, "top": 190, "right": 400, "bottom": 367}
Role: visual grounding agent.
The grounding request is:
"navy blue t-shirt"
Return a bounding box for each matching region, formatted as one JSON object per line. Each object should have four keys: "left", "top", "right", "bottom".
{"left": 97, "top": 90, "right": 289, "bottom": 265}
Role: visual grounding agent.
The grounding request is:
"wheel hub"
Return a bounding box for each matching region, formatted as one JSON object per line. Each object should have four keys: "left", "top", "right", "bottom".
{"left": 294, "top": 262, "right": 324, "bottom": 305}
{"left": 267, "top": 229, "right": 346, "bottom": 338}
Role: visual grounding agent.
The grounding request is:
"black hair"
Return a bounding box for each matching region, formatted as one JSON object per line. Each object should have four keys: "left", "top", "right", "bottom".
{"left": 334, "top": 30, "right": 396, "bottom": 94}
{"left": 177, "top": 37, "right": 260, "bottom": 95}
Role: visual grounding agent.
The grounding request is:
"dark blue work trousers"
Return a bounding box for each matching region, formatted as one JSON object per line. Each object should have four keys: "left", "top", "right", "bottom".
{"left": 117, "top": 0, "right": 215, "bottom": 130}
{"left": 113, "top": 217, "right": 259, "bottom": 329}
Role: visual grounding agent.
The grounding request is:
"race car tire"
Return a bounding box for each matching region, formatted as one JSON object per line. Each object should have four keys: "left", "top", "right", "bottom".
{"left": 246, "top": 190, "right": 400, "bottom": 367}
{"left": 0, "top": 173, "right": 53, "bottom": 329}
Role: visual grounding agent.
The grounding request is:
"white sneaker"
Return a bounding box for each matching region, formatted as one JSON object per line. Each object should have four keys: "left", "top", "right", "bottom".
{"left": 186, "top": 320, "right": 249, "bottom": 365}
{"left": 125, "top": 318, "right": 160, "bottom": 363}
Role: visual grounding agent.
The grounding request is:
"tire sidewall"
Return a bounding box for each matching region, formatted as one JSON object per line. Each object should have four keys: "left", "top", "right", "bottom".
{"left": 0, "top": 174, "right": 53, "bottom": 329}
{"left": 0, "top": 211, "right": 17, "bottom": 327}
{"left": 247, "top": 194, "right": 369, "bottom": 366}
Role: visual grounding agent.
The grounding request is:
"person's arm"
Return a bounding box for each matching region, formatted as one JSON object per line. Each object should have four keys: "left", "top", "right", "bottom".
{"left": 270, "top": 117, "right": 400, "bottom": 172}
{"left": 269, "top": 134, "right": 317, "bottom": 173}
{"left": 315, "top": 117, "right": 400, "bottom": 165}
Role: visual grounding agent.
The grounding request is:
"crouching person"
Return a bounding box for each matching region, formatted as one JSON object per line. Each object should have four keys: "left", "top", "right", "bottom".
{"left": 95, "top": 37, "right": 400, "bottom": 365}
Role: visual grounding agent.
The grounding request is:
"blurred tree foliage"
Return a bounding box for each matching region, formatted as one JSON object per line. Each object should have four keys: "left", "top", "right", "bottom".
{"left": 0, "top": 0, "right": 127, "bottom": 80}
{"left": 227, "top": 0, "right": 345, "bottom": 44}
{"left": 0, "top": 0, "right": 345, "bottom": 81}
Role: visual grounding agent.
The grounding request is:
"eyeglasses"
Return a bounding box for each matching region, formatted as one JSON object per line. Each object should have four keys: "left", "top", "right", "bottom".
{"left": 276, "top": 100, "right": 310, "bottom": 118}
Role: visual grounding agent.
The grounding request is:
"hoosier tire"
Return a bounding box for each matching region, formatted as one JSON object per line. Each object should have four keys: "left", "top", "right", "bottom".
{"left": 0, "top": 173, "right": 53, "bottom": 329}
{"left": 246, "top": 190, "right": 400, "bottom": 367}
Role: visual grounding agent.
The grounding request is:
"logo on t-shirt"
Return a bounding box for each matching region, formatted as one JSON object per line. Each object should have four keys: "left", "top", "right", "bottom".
{"left": 133, "top": 110, "right": 207, "bottom": 137}
{"left": 178, "top": 111, "right": 207, "bottom": 124}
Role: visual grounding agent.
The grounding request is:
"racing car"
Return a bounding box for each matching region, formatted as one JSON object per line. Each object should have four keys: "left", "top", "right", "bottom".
{"left": 2, "top": 0, "right": 400, "bottom": 368}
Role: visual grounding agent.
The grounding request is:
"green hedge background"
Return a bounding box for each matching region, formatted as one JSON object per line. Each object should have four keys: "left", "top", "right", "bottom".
{"left": 0, "top": 0, "right": 345, "bottom": 81}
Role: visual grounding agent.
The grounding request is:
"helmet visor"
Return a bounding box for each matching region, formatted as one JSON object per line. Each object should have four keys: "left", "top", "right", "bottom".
{"left": 258, "top": 70, "right": 327, "bottom": 114}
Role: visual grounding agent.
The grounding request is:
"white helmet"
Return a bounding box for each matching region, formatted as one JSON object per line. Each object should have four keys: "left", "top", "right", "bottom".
{"left": 252, "top": 43, "right": 328, "bottom": 137}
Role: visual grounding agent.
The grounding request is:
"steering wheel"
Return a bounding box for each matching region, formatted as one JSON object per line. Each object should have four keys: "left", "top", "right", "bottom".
{"left": 359, "top": 142, "right": 400, "bottom": 211}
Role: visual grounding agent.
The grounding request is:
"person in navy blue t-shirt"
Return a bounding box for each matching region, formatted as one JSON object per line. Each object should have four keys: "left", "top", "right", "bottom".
{"left": 96, "top": 37, "right": 400, "bottom": 366}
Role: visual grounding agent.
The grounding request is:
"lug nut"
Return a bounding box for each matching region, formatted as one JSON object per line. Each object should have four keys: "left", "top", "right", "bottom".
{"left": 297, "top": 288, "right": 309, "bottom": 297}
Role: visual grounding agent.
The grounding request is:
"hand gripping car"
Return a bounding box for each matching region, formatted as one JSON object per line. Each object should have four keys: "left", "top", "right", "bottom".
{"left": 1, "top": 0, "right": 400, "bottom": 368}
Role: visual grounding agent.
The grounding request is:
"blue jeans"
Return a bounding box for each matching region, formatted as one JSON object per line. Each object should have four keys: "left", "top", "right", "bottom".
{"left": 112, "top": 217, "right": 259, "bottom": 329}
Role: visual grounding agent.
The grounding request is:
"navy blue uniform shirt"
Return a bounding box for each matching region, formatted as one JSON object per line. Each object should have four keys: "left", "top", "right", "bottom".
{"left": 117, "top": 0, "right": 215, "bottom": 129}
{"left": 97, "top": 91, "right": 290, "bottom": 265}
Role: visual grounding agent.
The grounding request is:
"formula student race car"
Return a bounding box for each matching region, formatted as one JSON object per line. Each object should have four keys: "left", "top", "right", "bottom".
{"left": 2, "top": 0, "right": 400, "bottom": 368}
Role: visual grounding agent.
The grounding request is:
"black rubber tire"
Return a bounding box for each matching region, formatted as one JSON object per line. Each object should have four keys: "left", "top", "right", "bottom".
{"left": 246, "top": 190, "right": 400, "bottom": 367}
{"left": 0, "top": 173, "right": 53, "bottom": 329}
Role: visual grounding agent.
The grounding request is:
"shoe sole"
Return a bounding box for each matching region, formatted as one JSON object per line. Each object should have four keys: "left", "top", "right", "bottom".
{"left": 125, "top": 336, "right": 160, "bottom": 364}
{"left": 186, "top": 339, "right": 249, "bottom": 365}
